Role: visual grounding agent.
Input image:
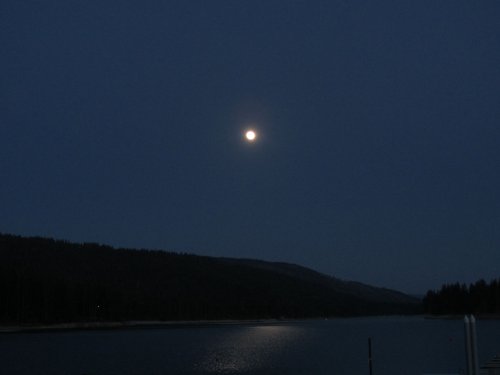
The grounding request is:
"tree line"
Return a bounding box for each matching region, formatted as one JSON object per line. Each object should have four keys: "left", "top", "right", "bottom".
{"left": 423, "top": 279, "right": 500, "bottom": 315}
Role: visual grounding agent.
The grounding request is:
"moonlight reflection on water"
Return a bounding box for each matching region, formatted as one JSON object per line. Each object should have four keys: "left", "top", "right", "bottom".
{"left": 196, "top": 325, "right": 304, "bottom": 373}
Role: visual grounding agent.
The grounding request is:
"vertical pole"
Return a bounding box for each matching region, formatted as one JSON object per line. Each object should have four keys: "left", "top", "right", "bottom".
{"left": 470, "top": 315, "right": 479, "bottom": 375}
{"left": 464, "top": 315, "right": 473, "bottom": 375}
{"left": 368, "top": 337, "right": 373, "bottom": 375}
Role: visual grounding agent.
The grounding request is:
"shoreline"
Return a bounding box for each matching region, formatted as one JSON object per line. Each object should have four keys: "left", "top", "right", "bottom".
{"left": 6, "top": 314, "right": 499, "bottom": 333}
{"left": 424, "top": 313, "right": 500, "bottom": 320}
{"left": 0, "top": 319, "right": 287, "bottom": 334}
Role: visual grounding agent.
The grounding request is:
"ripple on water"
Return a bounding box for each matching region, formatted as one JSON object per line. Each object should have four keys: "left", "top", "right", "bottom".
{"left": 195, "top": 325, "right": 305, "bottom": 374}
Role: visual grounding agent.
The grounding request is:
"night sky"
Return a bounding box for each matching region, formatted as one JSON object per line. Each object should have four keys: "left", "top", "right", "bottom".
{"left": 2, "top": 1, "right": 499, "bottom": 294}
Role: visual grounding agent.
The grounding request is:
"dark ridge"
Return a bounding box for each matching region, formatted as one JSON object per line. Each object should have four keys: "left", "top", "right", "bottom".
{"left": 0, "top": 233, "right": 420, "bottom": 325}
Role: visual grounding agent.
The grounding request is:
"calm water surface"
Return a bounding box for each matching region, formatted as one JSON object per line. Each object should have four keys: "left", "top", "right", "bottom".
{"left": 1, "top": 316, "right": 500, "bottom": 375}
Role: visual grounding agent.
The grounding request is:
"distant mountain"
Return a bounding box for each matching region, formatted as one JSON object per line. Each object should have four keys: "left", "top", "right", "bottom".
{"left": 0, "top": 233, "right": 420, "bottom": 325}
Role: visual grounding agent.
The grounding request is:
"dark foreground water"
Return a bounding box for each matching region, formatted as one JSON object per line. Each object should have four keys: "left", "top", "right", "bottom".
{"left": 1, "top": 316, "right": 500, "bottom": 375}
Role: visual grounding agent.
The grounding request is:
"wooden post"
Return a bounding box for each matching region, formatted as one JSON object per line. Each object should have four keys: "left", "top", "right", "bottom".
{"left": 368, "top": 337, "right": 373, "bottom": 375}
{"left": 465, "top": 315, "right": 473, "bottom": 375}
{"left": 470, "top": 315, "right": 480, "bottom": 375}
{"left": 465, "top": 314, "right": 480, "bottom": 375}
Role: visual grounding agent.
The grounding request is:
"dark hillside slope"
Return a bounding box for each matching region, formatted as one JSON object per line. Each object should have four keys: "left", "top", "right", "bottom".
{"left": 222, "top": 258, "right": 417, "bottom": 305}
{"left": 0, "top": 233, "right": 419, "bottom": 324}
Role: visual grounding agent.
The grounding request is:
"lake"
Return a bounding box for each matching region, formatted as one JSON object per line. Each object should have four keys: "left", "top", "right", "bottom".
{"left": 1, "top": 316, "right": 499, "bottom": 375}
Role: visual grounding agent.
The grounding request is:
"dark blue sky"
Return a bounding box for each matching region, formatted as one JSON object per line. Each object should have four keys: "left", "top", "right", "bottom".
{"left": 2, "top": 1, "right": 499, "bottom": 294}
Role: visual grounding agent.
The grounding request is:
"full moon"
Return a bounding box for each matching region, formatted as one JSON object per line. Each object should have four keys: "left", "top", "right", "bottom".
{"left": 245, "top": 130, "right": 257, "bottom": 142}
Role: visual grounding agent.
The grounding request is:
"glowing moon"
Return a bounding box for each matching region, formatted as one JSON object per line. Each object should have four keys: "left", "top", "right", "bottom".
{"left": 245, "top": 130, "right": 257, "bottom": 142}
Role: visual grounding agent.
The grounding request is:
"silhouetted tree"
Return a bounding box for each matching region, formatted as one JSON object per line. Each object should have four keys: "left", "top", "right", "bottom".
{"left": 424, "top": 278, "right": 500, "bottom": 315}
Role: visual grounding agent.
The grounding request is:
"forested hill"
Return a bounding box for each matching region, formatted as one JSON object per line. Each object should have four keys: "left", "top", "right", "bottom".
{"left": 0, "top": 233, "right": 419, "bottom": 324}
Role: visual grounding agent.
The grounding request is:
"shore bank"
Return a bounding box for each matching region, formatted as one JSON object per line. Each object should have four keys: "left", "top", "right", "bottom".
{"left": 424, "top": 314, "right": 500, "bottom": 320}
{"left": 0, "top": 319, "right": 290, "bottom": 334}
